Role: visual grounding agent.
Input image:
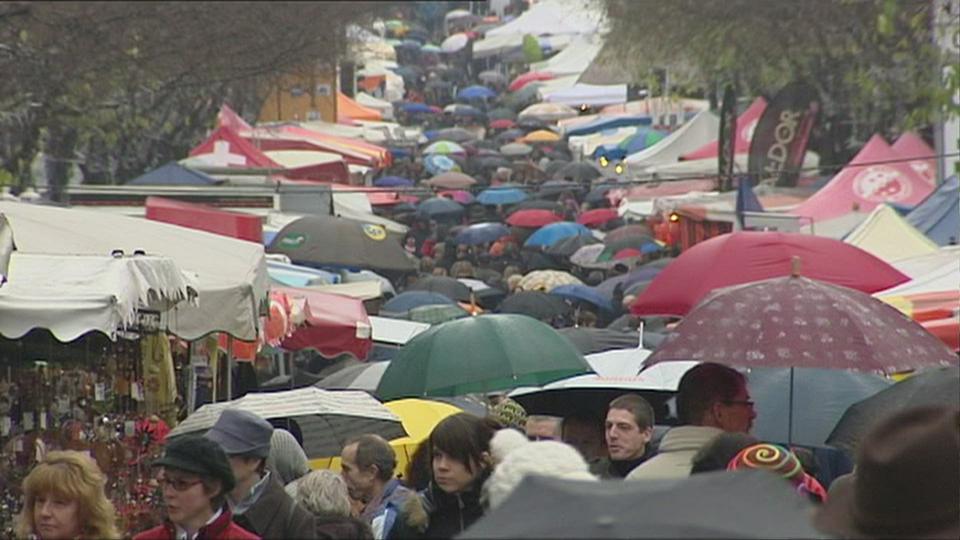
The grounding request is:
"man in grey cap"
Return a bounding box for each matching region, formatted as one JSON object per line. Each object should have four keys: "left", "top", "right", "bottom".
{"left": 205, "top": 409, "right": 315, "bottom": 539}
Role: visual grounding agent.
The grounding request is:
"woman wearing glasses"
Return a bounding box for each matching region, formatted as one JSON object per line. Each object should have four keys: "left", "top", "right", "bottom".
{"left": 14, "top": 450, "right": 120, "bottom": 539}
{"left": 134, "top": 435, "right": 259, "bottom": 540}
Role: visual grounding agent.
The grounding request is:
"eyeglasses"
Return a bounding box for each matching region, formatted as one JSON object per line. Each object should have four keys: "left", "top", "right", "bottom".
{"left": 723, "top": 399, "right": 755, "bottom": 408}
{"left": 527, "top": 435, "right": 556, "bottom": 441}
{"left": 157, "top": 476, "right": 203, "bottom": 492}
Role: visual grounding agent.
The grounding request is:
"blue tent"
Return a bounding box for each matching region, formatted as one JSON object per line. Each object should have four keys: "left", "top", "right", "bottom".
{"left": 477, "top": 187, "right": 528, "bottom": 206}
{"left": 564, "top": 116, "right": 652, "bottom": 138}
{"left": 906, "top": 175, "right": 959, "bottom": 245}
{"left": 127, "top": 162, "right": 220, "bottom": 186}
{"left": 524, "top": 222, "right": 591, "bottom": 248}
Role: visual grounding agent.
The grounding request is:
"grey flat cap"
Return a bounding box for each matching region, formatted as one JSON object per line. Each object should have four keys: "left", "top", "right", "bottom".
{"left": 204, "top": 409, "right": 274, "bottom": 458}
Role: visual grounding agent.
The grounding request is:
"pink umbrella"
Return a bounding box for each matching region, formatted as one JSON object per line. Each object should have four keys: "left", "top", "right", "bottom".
{"left": 509, "top": 71, "right": 556, "bottom": 92}
{"left": 438, "top": 189, "right": 475, "bottom": 204}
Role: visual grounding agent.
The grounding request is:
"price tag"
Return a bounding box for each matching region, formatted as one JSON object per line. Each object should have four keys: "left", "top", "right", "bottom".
{"left": 23, "top": 412, "right": 34, "bottom": 431}
{"left": 95, "top": 383, "right": 106, "bottom": 402}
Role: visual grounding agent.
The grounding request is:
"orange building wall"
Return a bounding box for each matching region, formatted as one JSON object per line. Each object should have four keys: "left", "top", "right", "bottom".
{"left": 258, "top": 70, "right": 338, "bottom": 123}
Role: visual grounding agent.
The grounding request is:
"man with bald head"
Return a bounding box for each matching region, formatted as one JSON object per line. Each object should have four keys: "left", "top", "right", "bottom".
{"left": 340, "top": 433, "right": 412, "bottom": 539}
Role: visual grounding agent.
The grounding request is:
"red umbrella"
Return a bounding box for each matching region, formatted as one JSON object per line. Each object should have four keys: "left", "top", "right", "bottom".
{"left": 506, "top": 209, "right": 564, "bottom": 228}
{"left": 276, "top": 287, "right": 372, "bottom": 360}
{"left": 489, "top": 118, "right": 516, "bottom": 130}
{"left": 576, "top": 208, "right": 620, "bottom": 228}
{"left": 438, "top": 189, "right": 475, "bottom": 204}
{"left": 605, "top": 223, "right": 653, "bottom": 244}
{"left": 643, "top": 275, "right": 957, "bottom": 374}
{"left": 613, "top": 248, "right": 642, "bottom": 260}
{"left": 509, "top": 71, "right": 556, "bottom": 92}
{"left": 631, "top": 232, "right": 909, "bottom": 317}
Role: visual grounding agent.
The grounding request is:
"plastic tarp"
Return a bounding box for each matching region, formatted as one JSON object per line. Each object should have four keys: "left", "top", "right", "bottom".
{"left": 530, "top": 34, "right": 604, "bottom": 75}
{"left": 843, "top": 204, "right": 939, "bottom": 264}
{"left": 484, "top": 0, "right": 604, "bottom": 37}
{"left": 273, "top": 286, "right": 372, "bottom": 360}
{"left": 879, "top": 260, "right": 960, "bottom": 296}
{"left": 623, "top": 110, "right": 720, "bottom": 170}
{"left": 680, "top": 97, "right": 768, "bottom": 161}
{"left": 145, "top": 196, "right": 263, "bottom": 244}
{"left": 542, "top": 83, "right": 627, "bottom": 108}
{"left": 0, "top": 201, "right": 268, "bottom": 341}
{"left": 789, "top": 134, "right": 934, "bottom": 223}
{"left": 127, "top": 162, "right": 221, "bottom": 186}
{"left": 906, "top": 175, "right": 959, "bottom": 245}
{"left": 891, "top": 246, "right": 960, "bottom": 279}
{"left": 355, "top": 92, "right": 395, "bottom": 121}
{"left": 337, "top": 92, "right": 382, "bottom": 122}
{"left": 569, "top": 127, "right": 638, "bottom": 158}
{"left": 0, "top": 252, "right": 195, "bottom": 341}
{"left": 564, "top": 116, "right": 651, "bottom": 138}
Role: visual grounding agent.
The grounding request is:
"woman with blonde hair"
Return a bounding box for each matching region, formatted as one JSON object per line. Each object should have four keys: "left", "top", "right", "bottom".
{"left": 15, "top": 450, "right": 120, "bottom": 540}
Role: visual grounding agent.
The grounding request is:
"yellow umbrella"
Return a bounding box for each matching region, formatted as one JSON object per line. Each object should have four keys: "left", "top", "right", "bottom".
{"left": 308, "top": 398, "right": 464, "bottom": 474}
{"left": 519, "top": 129, "right": 561, "bottom": 144}
{"left": 517, "top": 270, "right": 583, "bottom": 292}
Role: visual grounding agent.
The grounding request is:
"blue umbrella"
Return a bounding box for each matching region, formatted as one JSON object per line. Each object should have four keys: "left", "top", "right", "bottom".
{"left": 417, "top": 197, "right": 464, "bottom": 219}
{"left": 398, "top": 102, "right": 435, "bottom": 114}
{"left": 524, "top": 222, "right": 592, "bottom": 249}
{"left": 549, "top": 284, "right": 614, "bottom": 312}
{"left": 477, "top": 187, "right": 528, "bottom": 206}
{"left": 424, "top": 129, "right": 441, "bottom": 141}
{"left": 458, "top": 85, "right": 498, "bottom": 101}
{"left": 455, "top": 222, "right": 511, "bottom": 245}
{"left": 424, "top": 154, "right": 459, "bottom": 175}
{"left": 374, "top": 175, "right": 414, "bottom": 188}
{"left": 382, "top": 291, "right": 456, "bottom": 314}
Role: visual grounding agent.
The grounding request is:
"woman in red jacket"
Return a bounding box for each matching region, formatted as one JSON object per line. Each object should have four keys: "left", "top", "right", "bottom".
{"left": 134, "top": 435, "right": 259, "bottom": 540}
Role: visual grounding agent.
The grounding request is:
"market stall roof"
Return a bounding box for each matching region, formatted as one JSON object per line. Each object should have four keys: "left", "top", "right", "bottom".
{"left": 529, "top": 34, "right": 604, "bottom": 76}
{"left": 484, "top": 0, "right": 604, "bottom": 38}
{"left": 0, "top": 252, "right": 195, "bottom": 341}
{"left": 127, "top": 161, "right": 222, "bottom": 186}
{"left": 843, "top": 204, "right": 938, "bottom": 264}
{"left": 906, "top": 175, "right": 959, "bottom": 246}
{"left": 541, "top": 83, "right": 628, "bottom": 108}
{"left": 145, "top": 196, "right": 263, "bottom": 243}
{"left": 337, "top": 92, "right": 383, "bottom": 123}
{"left": 623, "top": 110, "right": 719, "bottom": 170}
{"left": 189, "top": 126, "right": 280, "bottom": 169}
{"left": 891, "top": 131, "right": 937, "bottom": 185}
{"left": 355, "top": 92, "right": 395, "bottom": 121}
{"left": 679, "top": 97, "right": 767, "bottom": 161}
{"left": 274, "top": 286, "right": 372, "bottom": 360}
{"left": 0, "top": 201, "right": 268, "bottom": 341}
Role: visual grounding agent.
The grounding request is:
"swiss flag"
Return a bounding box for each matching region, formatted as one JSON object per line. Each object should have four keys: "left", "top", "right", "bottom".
{"left": 189, "top": 126, "right": 279, "bottom": 169}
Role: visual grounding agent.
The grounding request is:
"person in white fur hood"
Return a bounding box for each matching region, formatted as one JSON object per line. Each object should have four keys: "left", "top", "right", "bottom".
{"left": 482, "top": 428, "right": 598, "bottom": 509}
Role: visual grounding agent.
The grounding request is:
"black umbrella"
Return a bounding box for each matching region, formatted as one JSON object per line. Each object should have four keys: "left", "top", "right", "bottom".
{"left": 516, "top": 117, "right": 548, "bottom": 130}
{"left": 268, "top": 215, "right": 416, "bottom": 273}
{"left": 558, "top": 327, "right": 643, "bottom": 355}
{"left": 585, "top": 183, "right": 619, "bottom": 205}
{"left": 436, "top": 127, "right": 477, "bottom": 143}
{"left": 544, "top": 160, "right": 571, "bottom": 178}
{"left": 494, "top": 128, "right": 525, "bottom": 144}
{"left": 499, "top": 291, "right": 571, "bottom": 321}
{"left": 417, "top": 197, "right": 464, "bottom": 219}
{"left": 487, "top": 107, "right": 516, "bottom": 121}
{"left": 554, "top": 162, "right": 602, "bottom": 182}
{"left": 538, "top": 179, "right": 584, "bottom": 198}
{"left": 461, "top": 471, "right": 825, "bottom": 539}
{"left": 826, "top": 366, "right": 959, "bottom": 455}
{"left": 408, "top": 276, "right": 472, "bottom": 302}
{"left": 506, "top": 199, "right": 562, "bottom": 215}
{"left": 545, "top": 234, "right": 601, "bottom": 258}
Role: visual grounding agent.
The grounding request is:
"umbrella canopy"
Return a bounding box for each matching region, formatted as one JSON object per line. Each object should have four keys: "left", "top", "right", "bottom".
{"left": 478, "top": 70, "right": 507, "bottom": 85}
{"left": 383, "top": 398, "right": 464, "bottom": 469}
{"left": 373, "top": 175, "right": 414, "bottom": 188}
{"left": 500, "top": 142, "right": 534, "bottom": 156}
{"left": 577, "top": 208, "right": 620, "bottom": 228}
{"left": 438, "top": 189, "right": 474, "bottom": 205}
{"left": 489, "top": 118, "right": 516, "bottom": 130}
{"left": 455, "top": 222, "right": 511, "bottom": 245}
{"left": 605, "top": 223, "right": 654, "bottom": 244}
{"left": 569, "top": 243, "right": 607, "bottom": 268}
{"left": 168, "top": 388, "right": 406, "bottom": 458}
{"left": 558, "top": 328, "right": 643, "bottom": 355}
{"left": 826, "top": 366, "right": 960, "bottom": 455}
{"left": 461, "top": 471, "right": 824, "bottom": 539}
{"left": 436, "top": 127, "right": 478, "bottom": 143}
{"left": 444, "top": 103, "right": 483, "bottom": 117}
{"left": 408, "top": 276, "right": 473, "bottom": 302}
{"left": 507, "top": 199, "right": 563, "bottom": 214}
{"left": 494, "top": 128, "right": 526, "bottom": 144}
{"left": 518, "top": 270, "right": 584, "bottom": 292}
{"left": 598, "top": 236, "right": 663, "bottom": 261}
{"left": 268, "top": 215, "right": 416, "bottom": 273}
{"left": 506, "top": 209, "right": 563, "bottom": 228}
{"left": 545, "top": 233, "right": 601, "bottom": 258}
{"left": 519, "top": 129, "right": 561, "bottom": 144}
{"left": 631, "top": 232, "right": 911, "bottom": 317}
{"left": 509, "top": 71, "right": 556, "bottom": 92}
{"left": 315, "top": 362, "right": 391, "bottom": 393}
{"left": 538, "top": 179, "right": 583, "bottom": 198}
{"left": 376, "top": 314, "right": 593, "bottom": 399}
{"left": 499, "top": 291, "right": 572, "bottom": 321}
{"left": 423, "top": 140, "right": 466, "bottom": 155}
{"left": 488, "top": 107, "right": 517, "bottom": 121}
{"left": 519, "top": 102, "right": 578, "bottom": 122}
{"left": 550, "top": 284, "right": 614, "bottom": 312}
{"left": 545, "top": 160, "right": 571, "bottom": 178}
{"left": 477, "top": 187, "right": 528, "bottom": 206}
{"left": 524, "top": 222, "right": 592, "bottom": 249}
{"left": 416, "top": 197, "right": 464, "bottom": 219}
{"left": 407, "top": 304, "right": 470, "bottom": 324}
{"left": 424, "top": 171, "right": 477, "bottom": 190}
{"left": 382, "top": 291, "right": 456, "bottom": 315}
{"left": 423, "top": 154, "right": 461, "bottom": 175}
{"left": 595, "top": 260, "right": 671, "bottom": 298}
{"left": 441, "top": 32, "right": 469, "bottom": 53}
{"left": 458, "top": 85, "right": 498, "bottom": 101}
{"left": 645, "top": 275, "right": 958, "bottom": 374}
{"left": 398, "top": 102, "right": 437, "bottom": 114}
{"left": 421, "top": 43, "right": 441, "bottom": 54}
{"left": 553, "top": 161, "right": 601, "bottom": 182}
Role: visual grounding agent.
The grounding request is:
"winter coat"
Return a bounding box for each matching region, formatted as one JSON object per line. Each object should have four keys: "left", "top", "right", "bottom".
{"left": 361, "top": 479, "right": 414, "bottom": 540}
{"left": 313, "top": 513, "right": 374, "bottom": 540}
{"left": 233, "top": 473, "right": 316, "bottom": 540}
{"left": 626, "top": 426, "right": 723, "bottom": 481}
{"left": 387, "top": 473, "right": 489, "bottom": 540}
{"left": 134, "top": 508, "right": 261, "bottom": 540}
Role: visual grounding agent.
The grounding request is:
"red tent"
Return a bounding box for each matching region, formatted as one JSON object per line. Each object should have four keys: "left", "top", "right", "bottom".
{"left": 145, "top": 196, "right": 262, "bottom": 243}
{"left": 679, "top": 97, "right": 767, "bottom": 161}
{"left": 275, "top": 287, "right": 372, "bottom": 360}
{"left": 217, "top": 104, "right": 253, "bottom": 133}
{"left": 337, "top": 92, "right": 383, "bottom": 123}
{"left": 249, "top": 125, "right": 391, "bottom": 169}
{"left": 892, "top": 132, "right": 936, "bottom": 185}
{"left": 189, "top": 126, "right": 279, "bottom": 169}
{"left": 509, "top": 71, "right": 555, "bottom": 92}
{"left": 789, "top": 134, "right": 933, "bottom": 223}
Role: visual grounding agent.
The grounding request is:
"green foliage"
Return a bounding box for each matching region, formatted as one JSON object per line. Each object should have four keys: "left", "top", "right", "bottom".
{"left": 522, "top": 34, "right": 544, "bottom": 63}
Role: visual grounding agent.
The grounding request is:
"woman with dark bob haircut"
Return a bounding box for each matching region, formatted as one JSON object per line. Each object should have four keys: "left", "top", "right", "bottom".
{"left": 388, "top": 414, "right": 499, "bottom": 539}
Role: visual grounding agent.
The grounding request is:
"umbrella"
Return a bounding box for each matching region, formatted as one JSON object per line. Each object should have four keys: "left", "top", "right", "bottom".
{"left": 617, "top": 128, "right": 667, "bottom": 154}
{"left": 417, "top": 197, "right": 464, "bottom": 219}
{"left": 473, "top": 155, "right": 512, "bottom": 172}
{"left": 553, "top": 161, "right": 601, "bottom": 182}
{"left": 545, "top": 234, "right": 601, "bottom": 258}
{"left": 441, "top": 32, "right": 469, "bottom": 53}
{"left": 373, "top": 175, "right": 414, "bottom": 188}
{"left": 457, "top": 85, "right": 497, "bottom": 101}
{"left": 537, "top": 179, "right": 583, "bottom": 198}
{"left": 631, "top": 232, "right": 911, "bottom": 317}
{"left": 499, "top": 291, "right": 572, "bottom": 321}
{"left": 168, "top": 388, "right": 406, "bottom": 458}
{"left": 408, "top": 276, "right": 473, "bottom": 302}
{"left": 645, "top": 275, "right": 958, "bottom": 374}
{"left": 383, "top": 398, "right": 465, "bottom": 472}
{"left": 455, "top": 222, "right": 511, "bottom": 245}
{"left": 509, "top": 71, "right": 556, "bottom": 92}
{"left": 494, "top": 128, "right": 526, "bottom": 144}
{"left": 595, "top": 260, "right": 671, "bottom": 298}
{"left": 478, "top": 70, "right": 507, "bottom": 85}
{"left": 597, "top": 237, "right": 663, "bottom": 261}
{"left": 506, "top": 209, "right": 563, "bottom": 228}
{"left": 500, "top": 142, "right": 534, "bottom": 157}
{"left": 438, "top": 190, "right": 474, "bottom": 205}
{"left": 444, "top": 104, "right": 483, "bottom": 117}
{"left": 585, "top": 183, "right": 618, "bottom": 204}
{"left": 421, "top": 43, "right": 442, "bottom": 54}
{"left": 424, "top": 154, "right": 460, "bottom": 175}
{"left": 376, "top": 314, "right": 593, "bottom": 399}
{"left": 489, "top": 118, "right": 516, "bottom": 130}
{"left": 826, "top": 366, "right": 960, "bottom": 454}
{"left": 516, "top": 116, "right": 549, "bottom": 130}
{"left": 268, "top": 215, "right": 416, "bottom": 273}
{"left": 423, "top": 140, "right": 466, "bottom": 155}
{"left": 577, "top": 208, "right": 620, "bottom": 228}
{"left": 382, "top": 291, "right": 456, "bottom": 315}
{"left": 518, "top": 102, "right": 578, "bottom": 122}
{"left": 544, "top": 160, "right": 571, "bottom": 178}
{"left": 487, "top": 107, "right": 517, "bottom": 121}
{"left": 407, "top": 304, "right": 470, "bottom": 324}
{"left": 315, "top": 362, "right": 391, "bottom": 392}
{"left": 605, "top": 223, "right": 654, "bottom": 244}
{"left": 462, "top": 471, "right": 825, "bottom": 539}
{"left": 507, "top": 199, "right": 562, "bottom": 214}
{"left": 424, "top": 171, "right": 477, "bottom": 190}
{"left": 523, "top": 222, "right": 592, "bottom": 249}
{"left": 477, "top": 187, "right": 528, "bottom": 206}
{"left": 550, "top": 284, "right": 614, "bottom": 312}
{"left": 435, "top": 127, "right": 477, "bottom": 143}
{"left": 517, "top": 270, "right": 583, "bottom": 292}
{"left": 398, "top": 102, "right": 436, "bottom": 115}
{"left": 558, "top": 328, "right": 644, "bottom": 355}
{"left": 569, "top": 243, "right": 607, "bottom": 268}
{"left": 519, "top": 129, "right": 561, "bottom": 144}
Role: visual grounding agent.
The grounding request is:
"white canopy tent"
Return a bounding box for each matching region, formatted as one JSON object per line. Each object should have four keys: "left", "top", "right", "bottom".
{"left": 641, "top": 151, "right": 820, "bottom": 179}
{"left": 530, "top": 34, "right": 604, "bottom": 76}
{"left": 0, "top": 202, "right": 268, "bottom": 341}
{"left": 541, "top": 83, "right": 628, "bottom": 108}
{"left": 622, "top": 110, "right": 720, "bottom": 172}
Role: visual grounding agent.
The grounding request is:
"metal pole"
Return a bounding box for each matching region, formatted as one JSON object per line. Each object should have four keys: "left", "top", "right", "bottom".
{"left": 787, "top": 366, "right": 795, "bottom": 445}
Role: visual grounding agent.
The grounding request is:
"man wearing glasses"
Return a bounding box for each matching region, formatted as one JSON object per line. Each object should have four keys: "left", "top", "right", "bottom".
{"left": 135, "top": 435, "right": 260, "bottom": 540}
{"left": 627, "top": 362, "right": 757, "bottom": 481}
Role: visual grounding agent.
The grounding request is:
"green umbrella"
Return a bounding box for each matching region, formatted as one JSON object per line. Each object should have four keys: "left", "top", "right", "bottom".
{"left": 376, "top": 314, "right": 593, "bottom": 399}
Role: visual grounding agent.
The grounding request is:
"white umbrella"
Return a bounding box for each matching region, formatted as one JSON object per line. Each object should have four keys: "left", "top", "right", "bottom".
{"left": 500, "top": 142, "right": 534, "bottom": 157}
{"left": 509, "top": 353, "right": 697, "bottom": 395}
{"left": 518, "top": 102, "right": 579, "bottom": 122}
{"left": 441, "top": 33, "right": 470, "bottom": 53}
